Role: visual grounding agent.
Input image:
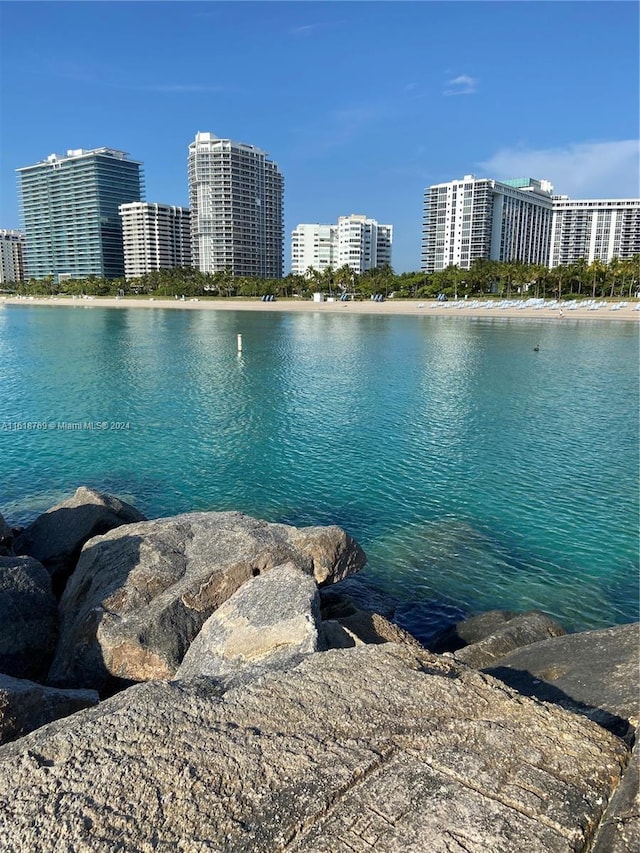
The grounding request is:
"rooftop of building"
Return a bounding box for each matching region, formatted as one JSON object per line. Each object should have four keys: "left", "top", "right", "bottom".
{"left": 17, "top": 147, "right": 142, "bottom": 171}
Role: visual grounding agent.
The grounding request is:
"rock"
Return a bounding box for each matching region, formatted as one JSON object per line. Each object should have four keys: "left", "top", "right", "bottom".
{"left": 0, "top": 644, "right": 629, "bottom": 852}
{"left": 321, "top": 573, "right": 399, "bottom": 619}
{"left": 0, "top": 555, "right": 58, "bottom": 680}
{"left": 175, "top": 562, "right": 321, "bottom": 685}
{"left": 48, "top": 511, "right": 365, "bottom": 693}
{"left": 591, "top": 728, "right": 640, "bottom": 853}
{"left": 321, "top": 603, "right": 425, "bottom": 651}
{"left": 485, "top": 622, "right": 640, "bottom": 741}
{"left": 0, "top": 512, "right": 12, "bottom": 544}
{"left": 0, "top": 674, "right": 99, "bottom": 745}
{"left": 319, "top": 578, "right": 424, "bottom": 649}
{"left": 429, "top": 608, "right": 520, "bottom": 653}
{"left": 451, "top": 610, "right": 566, "bottom": 669}
{"left": 13, "top": 487, "right": 146, "bottom": 594}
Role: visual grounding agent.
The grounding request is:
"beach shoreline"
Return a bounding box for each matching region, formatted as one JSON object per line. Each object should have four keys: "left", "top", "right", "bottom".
{"left": 2, "top": 294, "right": 639, "bottom": 322}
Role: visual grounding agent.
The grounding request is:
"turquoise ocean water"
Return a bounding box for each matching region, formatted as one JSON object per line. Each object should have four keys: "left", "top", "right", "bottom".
{"left": 1, "top": 304, "right": 638, "bottom": 641}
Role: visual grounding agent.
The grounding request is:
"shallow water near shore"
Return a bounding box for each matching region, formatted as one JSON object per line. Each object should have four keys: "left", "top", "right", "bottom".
{"left": 1, "top": 305, "right": 638, "bottom": 641}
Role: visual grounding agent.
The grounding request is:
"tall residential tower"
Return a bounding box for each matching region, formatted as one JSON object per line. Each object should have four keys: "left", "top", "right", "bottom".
{"left": 422, "top": 174, "right": 639, "bottom": 272}
{"left": 0, "top": 230, "right": 25, "bottom": 285}
{"left": 119, "top": 202, "right": 192, "bottom": 279}
{"left": 422, "top": 176, "right": 553, "bottom": 273}
{"left": 549, "top": 198, "right": 640, "bottom": 267}
{"left": 17, "top": 148, "right": 144, "bottom": 281}
{"left": 188, "top": 132, "right": 284, "bottom": 278}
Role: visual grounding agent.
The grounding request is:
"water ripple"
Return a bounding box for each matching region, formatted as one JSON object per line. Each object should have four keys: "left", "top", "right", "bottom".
{"left": 1, "top": 306, "right": 637, "bottom": 635}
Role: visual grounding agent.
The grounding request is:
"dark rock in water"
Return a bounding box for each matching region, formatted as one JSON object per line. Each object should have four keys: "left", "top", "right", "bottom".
{"left": 429, "top": 608, "right": 520, "bottom": 653}
{"left": 321, "top": 573, "right": 399, "bottom": 619}
{"left": 0, "top": 556, "right": 58, "bottom": 681}
{"left": 175, "top": 561, "right": 322, "bottom": 686}
{"left": 321, "top": 610, "right": 425, "bottom": 651}
{"left": 0, "top": 674, "right": 99, "bottom": 745}
{"left": 484, "top": 622, "right": 640, "bottom": 741}
{"left": 13, "top": 487, "right": 146, "bottom": 595}
{"left": 0, "top": 644, "right": 629, "bottom": 852}
{"left": 320, "top": 584, "right": 425, "bottom": 650}
{"left": 394, "top": 598, "right": 469, "bottom": 646}
{"left": 0, "top": 513, "right": 12, "bottom": 544}
{"left": 48, "top": 511, "right": 366, "bottom": 694}
{"left": 451, "top": 610, "right": 566, "bottom": 669}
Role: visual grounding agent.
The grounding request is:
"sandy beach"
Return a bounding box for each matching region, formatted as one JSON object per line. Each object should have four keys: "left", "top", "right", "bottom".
{"left": 2, "top": 295, "right": 639, "bottom": 322}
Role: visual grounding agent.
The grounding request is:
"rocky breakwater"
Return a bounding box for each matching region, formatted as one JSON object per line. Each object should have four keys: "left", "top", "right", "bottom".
{"left": 0, "top": 488, "right": 637, "bottom": 852}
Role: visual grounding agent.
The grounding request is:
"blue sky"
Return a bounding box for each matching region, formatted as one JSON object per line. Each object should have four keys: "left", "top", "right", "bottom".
{"left": 1, "top": 1, "right": 638, "bottom": 273}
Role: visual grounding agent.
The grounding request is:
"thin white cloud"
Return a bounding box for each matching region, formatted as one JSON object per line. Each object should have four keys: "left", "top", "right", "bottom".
{"left": 289, "top": 24, "right": 319, "bottom": 36}
{"left": 139, "top": 84, "right": 229, "bottom": 94}
{"left": 478, "top": 140, "right": 640, "bottom": 198}
{"left": 444, "top": 75, "right": 477, "bottom": 96}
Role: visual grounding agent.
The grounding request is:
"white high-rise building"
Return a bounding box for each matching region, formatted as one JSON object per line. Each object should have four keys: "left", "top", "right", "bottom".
{"left": 0, "top": 229, "right": 25, "bottom": 284}
{"left": 422, "top": 176, "right": 553, "bottom": 273}
{"left": 549, "top": 198, "right": 640, "bottom": 267}
{"left": 188, "top": 132, "right": 284, "bottom": 278}
{"left": 291, "top": 224, "right": 337, "bottom": 276}
{"left": 119, "top": 202, "right": 191, "bottom": 279}
{"left": 422, "top": 175, "right": 639, "bottom": 272}
{"left": 291, "top": 215, "right": 393, "bottom": 276}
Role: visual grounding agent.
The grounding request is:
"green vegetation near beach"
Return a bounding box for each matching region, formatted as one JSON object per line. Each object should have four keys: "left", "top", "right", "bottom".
{"left": 6, "top": 256, "right": 640, "bottom": 302}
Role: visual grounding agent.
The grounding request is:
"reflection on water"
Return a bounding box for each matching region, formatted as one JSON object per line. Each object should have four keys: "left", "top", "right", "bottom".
{"left": 1, "top": 305, "right": 638, "bottom": 636}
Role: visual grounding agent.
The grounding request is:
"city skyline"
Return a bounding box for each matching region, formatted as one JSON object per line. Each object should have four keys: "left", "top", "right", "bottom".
{"left": 1, "top": 1, "right": 638, "bottom": 273}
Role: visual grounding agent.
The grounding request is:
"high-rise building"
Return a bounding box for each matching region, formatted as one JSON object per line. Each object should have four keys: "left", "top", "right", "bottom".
{"left": 291, "top": 215, "right": 393, "bottom": 276}
{"left": 422, "top": 176, "right": 553, "bottom": 273}
{"left": 188, "top": 132, "right": 284, "bottom": 278}
{"left": 0, "top": 229, "right": 25, "bottom": 284}
{"left": 291, "top": 224, "right": 337, "bottom": 276}
{"left": 549, "top": 198, "right": 640, "bottom": 267}
{"left": 336, "top": 215, "right": 393, "bottom": 273}
{"left": 17, "top": 148, "right": 144, "bottom": 281}
{"left": 422, "top": 174, "right": 640, "bottom": 272}
{"left": 119, "top": 202, "right": 191, "bottom": 279}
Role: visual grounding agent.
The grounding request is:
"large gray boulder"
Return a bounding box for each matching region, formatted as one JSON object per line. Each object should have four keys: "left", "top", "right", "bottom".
{"left": 13, "top": 487, "right": 146, "bottom": 592}
{"left": 485, "top": 622, "right": 640, "bottom": 740}
{"left": 175, "top": 561, "right": 321, "bottom": 685}
{"left": 451, "top": 610, "right": 566, "bottom": 669}
{"left": 0, "top": 555, "right": 58, "bottom": 680}
{"left": 0, "top": 674, "right": 98, "bottom": 745}
{"left": 48, "top": 511, "right": 365, "bottom": 693}
{"left": 0, "top": 643, "right": 629, "bottom": 852}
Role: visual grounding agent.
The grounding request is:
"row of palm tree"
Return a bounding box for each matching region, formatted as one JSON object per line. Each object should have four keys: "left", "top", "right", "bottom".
{"left": 10, "top": 256, "right": 639, "bottom": 301}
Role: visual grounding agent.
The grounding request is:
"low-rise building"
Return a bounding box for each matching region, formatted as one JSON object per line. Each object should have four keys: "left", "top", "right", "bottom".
{"left": 291, "top": 214, "right": 393, "bottom": 276}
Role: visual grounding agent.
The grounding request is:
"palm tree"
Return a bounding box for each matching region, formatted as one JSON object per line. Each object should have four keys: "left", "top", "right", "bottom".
{"left": 588, "top": 258, "right": 607, "bottom": 299}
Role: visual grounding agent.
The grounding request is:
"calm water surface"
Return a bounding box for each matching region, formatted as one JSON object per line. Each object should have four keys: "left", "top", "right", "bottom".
{"left": 1, "top": 304, "right": 638, "bottom": 641}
